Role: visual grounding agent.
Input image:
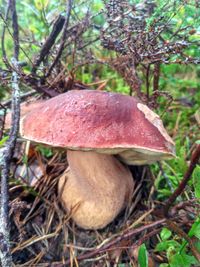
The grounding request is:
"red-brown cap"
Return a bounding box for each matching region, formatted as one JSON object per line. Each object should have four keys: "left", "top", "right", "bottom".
{"left": 4, "top": 99, "right": 45, "bottom": 130}
{"left": 20, "top": 90, "right": 175, "bottom": 165}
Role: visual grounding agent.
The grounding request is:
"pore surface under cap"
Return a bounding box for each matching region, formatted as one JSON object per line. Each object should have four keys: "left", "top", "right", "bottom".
{"left": 20, "top": 90, "right": 175, "bottom": 158}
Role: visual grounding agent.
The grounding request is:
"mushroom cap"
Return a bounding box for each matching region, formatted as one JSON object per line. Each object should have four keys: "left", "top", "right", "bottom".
{"left": 20, "top": 90, "right": 175, "bottom": 165}
{"left": 5, "top": 99, "right": 45, "bottom": 130}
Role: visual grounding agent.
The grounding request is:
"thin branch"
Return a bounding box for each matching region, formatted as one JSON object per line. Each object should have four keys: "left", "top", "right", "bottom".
{"left": 132, "top": 228, "right": 161, "bottom": 250}
{"left": 0, "top": 0, "right": 21, "bottom": 266}
{"left": 164, "top": 144, "right": 200, "bottom": 217}
{"left": 0, "top": 61, "right": 21, "bottom": 266}
{"left": 0, "top": 8, "right": 33, "bottom": 68}
{"left": 46, "top": 0, "right": 73, "bottom": 77}
{"left": 1, "top": 0, "right": 12, "bottom": 70}
{"left": 0, "top": 60, "right": 20, "bottom": 267}
{"left": 0, "top": 104, "right": 7, "bottom": 140}
{"left": 2, "top": 90, "right": 36, "bottom": 107}
{"left": 146, "top": 64, "right": 150, "bottom": 100}
{"left": 31, "top": 15, "right": 65, "bottom": 74}
{"left": 153, "top": 63, "right": 160, "bottom": 91}
{"left": 10, "top": 0, "right": 19, "bottom": 59}
{"left": 64, "top": 219, "right": 166, "bottom": 265}
{"left": 22, "top": 75, "right": 59, "bottom": 97}
{"left": 166, "top": 220, "right": 200, "bottom": 262}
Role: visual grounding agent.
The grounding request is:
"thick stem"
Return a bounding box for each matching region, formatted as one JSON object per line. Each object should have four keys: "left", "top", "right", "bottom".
{"left": 58, "top": 151, "right": 134, "bottom": 229}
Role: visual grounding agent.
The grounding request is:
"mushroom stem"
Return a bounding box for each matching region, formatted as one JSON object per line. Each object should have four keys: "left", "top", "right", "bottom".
{"left": 58, "top": 151, "right": 134, "bottom": 229}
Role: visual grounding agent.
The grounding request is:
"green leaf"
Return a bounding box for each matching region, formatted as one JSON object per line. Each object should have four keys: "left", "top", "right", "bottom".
{"left": 188, "top": 218, "right": 200, "bottom": 239}
{"left": 156, "top": 240, "right": 180, "bottom": 252}
{"left": 0, "top": 136, "right": 9, "bottom": 147}
{"left": 36, "top": 145, "right": 53, "bottom": 158}
{"left": 169, "top": 253, "right": 197, "bottom": 267}
{"left": 157, "top": 188, "right": 173, "bottom": 197}
{"left": 160, "top": 228, "right": 172, "bottom": 241}
{"left": 138, "top": 244, "right": 148, "bottom": 267}
{"left": 34, "top": 0, "right": 48, "bottom": 10}
{"left": 22, "top": 155, "right": 28, "bottom": 165}
{"left": 194, "top": 240, "right": 200, "bottom": 252}
{"left": 175, "top": 146, "right": 187, "bottom": 174}
{"left": 193, "top": 166, "right": 200, "bottom": 198}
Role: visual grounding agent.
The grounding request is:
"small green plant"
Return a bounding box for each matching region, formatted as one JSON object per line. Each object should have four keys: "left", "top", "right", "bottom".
{"left": 0, "top": 135, "right": 9, "bottom": 147}
{"left": 36, "top": 145, "right": 53, "bottom": 158}
{"left": 155, "top": 164, "right": 200, "bottom": 267}
{"left": 138, "top": 244, "right": 148, "bottom": 267}
{"left": 193, "top": 166, "right": 200, "bottom": 198}
{"left": 156, "top": 225, "right": 199, "bottom": 267}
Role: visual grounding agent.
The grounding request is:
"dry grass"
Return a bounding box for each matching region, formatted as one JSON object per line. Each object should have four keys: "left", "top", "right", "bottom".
{"left": 7, "top": 141, "right": 199, "bottom": 266}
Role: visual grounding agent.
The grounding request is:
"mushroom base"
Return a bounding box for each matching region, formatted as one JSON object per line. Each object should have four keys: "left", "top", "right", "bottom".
{"left": 58, "top": 151, "right": 134, "bottom": 229}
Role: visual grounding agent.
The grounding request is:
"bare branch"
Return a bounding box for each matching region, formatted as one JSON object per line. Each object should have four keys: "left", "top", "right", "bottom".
{"left": 1, "top": 0, "right": 12, "bottom": 70}
{"left": 64, "top": 219, "right": 166, "bottom": 264}
{"left": 164, "top": 144, "right": 200, "bottom": 216}
{"left": 153, "top": 63, "right": 160, "bottom": 91}
{"left": 31, "top": 15, "right": 66, "bottom": 74}
{"left": 101, "top": 0, "right": 200, "bottom": 98}
{"left": 0, "top": 104, "right": 7, "bottom": 140}
{"left": 0, "top": 0, "right": 21, "bottom": 266}
{"left": 46, "top": 0, "right": 73, "bottom": 77}
{"left": 10, "top": 0, "right": 19, "bottom": 59}
{"left": 166, "top": 220, "right": 200, "bottom": 262}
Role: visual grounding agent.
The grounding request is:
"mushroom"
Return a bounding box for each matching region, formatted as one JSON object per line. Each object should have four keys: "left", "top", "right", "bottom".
{"left": 58, "top": 151, "right": 134, "bottom": 229}
{"left": 4, "top": 99, "right": 45, "bottom": 129}
{"left": 20, "top": 90, "right": 175, "bottom": 229}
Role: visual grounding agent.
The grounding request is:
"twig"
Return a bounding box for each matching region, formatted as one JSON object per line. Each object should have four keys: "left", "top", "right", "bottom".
{"left": 164, "top": 144, "right": 200, "bottom": 216}
{"left": 157, "top": 162, "right": 173, "bottom": 190}
{"left": 0, "top": 7, "right": 33, "bottom": 67}
{"left": 1, "top": 0, "right": 12, "bottom": 70}
{"left": 0, "top": 61, "right": 20, "bottom": 266}
{"left": 64, "top": 219, "right": 166, "bottom": 264}
{"left": 0, "top": 104, "right": 7, "bottom": 139}
{"left": 170, "top": 199, "right": 200, "bottom": 216}
{"left": 31, "top": 15, "right": 65, "bottom": 74}
{"left": 153, "top": 63, "right": 160, "bottom": 91}
{"left": 132, "top": 228, "right": 161, "bottom": 250}
{"left": 145, "top": 64, "right": 150, "bottom": 100}
{"left": 2, "top": 90, "right": 36, "bottom": 107}
{"left": 0, "top": 0, "right": 21, "bottom": 266}
{"left": 10, "top": 0, "right": 19, "bottom": 60}
{"left": 166, "top": 220, "right": 200, "bottom": 262}
{"left": 46, "top": 0, "right": 73, "bottom": 77}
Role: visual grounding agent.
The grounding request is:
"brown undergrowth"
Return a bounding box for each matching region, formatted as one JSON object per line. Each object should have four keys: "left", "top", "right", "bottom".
{"left": 6, "top": 142, "right": 199, "bottom": 266}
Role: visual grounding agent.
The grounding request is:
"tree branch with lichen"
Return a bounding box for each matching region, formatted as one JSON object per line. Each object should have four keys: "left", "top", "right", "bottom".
{"left": 0, "top": 0, "right": 21, "bottom": 266}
